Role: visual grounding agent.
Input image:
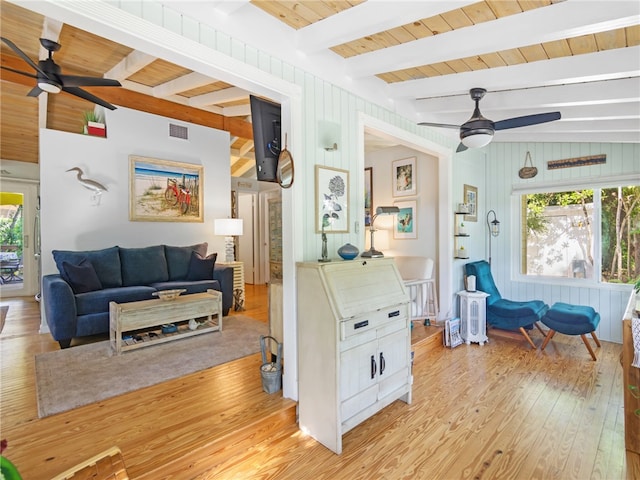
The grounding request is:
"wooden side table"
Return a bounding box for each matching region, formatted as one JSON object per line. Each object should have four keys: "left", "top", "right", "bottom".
{"left": 219, "top": 261, "right": 245, "bottom": 311}
{"left": 457, "top": 290, "right": 489, "bottom": 345}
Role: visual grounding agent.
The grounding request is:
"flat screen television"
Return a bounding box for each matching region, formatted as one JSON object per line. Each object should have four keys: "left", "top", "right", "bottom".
{"left": 249, "top": 95, "right": 281, "bottom": 183}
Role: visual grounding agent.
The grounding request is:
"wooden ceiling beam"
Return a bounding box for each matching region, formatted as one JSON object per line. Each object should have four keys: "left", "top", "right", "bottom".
{"left": 1, "top": 52, "right": 254, "bottom": 140}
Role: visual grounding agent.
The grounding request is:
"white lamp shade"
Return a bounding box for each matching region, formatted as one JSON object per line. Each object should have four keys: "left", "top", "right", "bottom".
{"left": 461, "top": 132, "right": 493, "bottom": 149}
{"left": 215, "top": 218, "right": 243, "bottom": 236}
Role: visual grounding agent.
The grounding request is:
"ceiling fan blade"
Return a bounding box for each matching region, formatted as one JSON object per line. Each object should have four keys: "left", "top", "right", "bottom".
{"left": 63, "top": 86, "right": 117, "bottom": 110}
{"left": 494, "top": 112, "right": 561, "bottom": 131}
{"left": 0, "top": 65, "right": 38, "bottom": 79}
{"left": 418, "top": 121, "right": 460, "bottom": 130}
{"left": 1, "top": 36, "right": 49, "bottom": 78}
{"left": 59, "top": 74, "right": 121, "bottom": 88}
{"left": 27, "top": 86, "right": 43, "bottom": 97}
{"left": 456, "top": 143, "right": 468, "bottom": 153}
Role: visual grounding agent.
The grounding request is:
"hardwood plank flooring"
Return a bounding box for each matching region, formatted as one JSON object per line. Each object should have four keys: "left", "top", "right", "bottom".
{"left": 1, "top": 286, "right": 639, "bottom": 479}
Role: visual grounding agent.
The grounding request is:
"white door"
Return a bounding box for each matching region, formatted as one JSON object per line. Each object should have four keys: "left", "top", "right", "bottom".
{"left": 0, "top": 179, "right": 39, "bottom": 297}
{"left": 237, "top": 192, "right": 256, "bottom": 284}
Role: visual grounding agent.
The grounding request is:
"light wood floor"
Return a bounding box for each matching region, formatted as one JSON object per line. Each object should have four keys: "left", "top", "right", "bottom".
{"left": 1, "top": 287, "right": 639, "bottom": 479}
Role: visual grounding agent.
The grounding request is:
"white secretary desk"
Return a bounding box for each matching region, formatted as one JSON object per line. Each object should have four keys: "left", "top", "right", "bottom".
{"left": 297, "top": 258, "right": 412, "bottom": 454}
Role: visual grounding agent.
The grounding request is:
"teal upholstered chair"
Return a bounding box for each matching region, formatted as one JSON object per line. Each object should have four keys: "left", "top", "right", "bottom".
{"left": 465, "top": 260, "right": 549, "bottom": 348}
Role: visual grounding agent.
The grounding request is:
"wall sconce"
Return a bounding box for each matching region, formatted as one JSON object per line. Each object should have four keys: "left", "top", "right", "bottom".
{"left": 361, "top": 206, "right": 399, "bottom": 258}
{"left": 214, "top": 218, "right": 243, "bottom": 262}
{"left": 486, "top": 209, "right": 500, "bottom": 265}
{"left": 318, "top": 120, "right": 340, "bottom": 151}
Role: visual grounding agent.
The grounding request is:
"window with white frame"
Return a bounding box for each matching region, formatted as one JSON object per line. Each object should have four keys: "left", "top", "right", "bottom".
{"left": 520, "top": 185, "right": 639, "bottom": 285}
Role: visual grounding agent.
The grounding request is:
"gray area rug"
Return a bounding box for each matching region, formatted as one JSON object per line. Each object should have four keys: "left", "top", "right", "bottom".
{"left": 35, "top": 315, "right": 268, "bottom": 418}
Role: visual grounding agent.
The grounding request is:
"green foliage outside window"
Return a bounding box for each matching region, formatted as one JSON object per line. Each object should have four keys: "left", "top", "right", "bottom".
{"left": 0, "top": 205, "right": 23, "bottom": 258}
{"left": 524, "top": 186, "right": 639, "bottom": 284}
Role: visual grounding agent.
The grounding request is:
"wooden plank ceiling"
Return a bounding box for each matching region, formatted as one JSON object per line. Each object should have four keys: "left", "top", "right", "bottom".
{"left": 1, "top": 0, "right": 638, "bottom": 169}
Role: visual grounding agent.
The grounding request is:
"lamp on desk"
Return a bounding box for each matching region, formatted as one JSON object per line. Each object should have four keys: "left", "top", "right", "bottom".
{"left": 215, "top": 218, "right": 243, "bottom": 262}
{"left": 361, "top": 206, "right": 399, "bottom": 258}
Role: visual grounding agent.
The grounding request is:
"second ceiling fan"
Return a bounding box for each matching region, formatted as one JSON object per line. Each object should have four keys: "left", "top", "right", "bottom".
{"left": 419, "top": 88, "right": 561, "bottom": 152}
{"left": 1, "top": 36, "right": 121, "bottom": 110}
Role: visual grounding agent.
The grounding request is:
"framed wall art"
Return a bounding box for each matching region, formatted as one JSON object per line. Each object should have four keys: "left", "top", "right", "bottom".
{"left": 463, "top": 184, "right": 478, "bottom": 222}
{"left": 394, "top": 200, "right": 417, "bottom": 239}
{"left": 129, "top": 155, "right": 203, "bottom": 222}
{"left": 315, "top": 165, "right": 349, "bottom": 233}
{"left": 392, "top": 156, "right": 416, "bottom": 197}
{"left": 364, "top": 167, "right": 373, "bottom": 226}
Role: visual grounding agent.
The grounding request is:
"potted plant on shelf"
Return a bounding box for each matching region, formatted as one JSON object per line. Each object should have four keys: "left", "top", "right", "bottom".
{"left": 82, "top": 109, "right": 106, "bottom": 137}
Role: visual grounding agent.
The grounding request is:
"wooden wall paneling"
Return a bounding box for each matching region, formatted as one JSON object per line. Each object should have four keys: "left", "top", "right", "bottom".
{"left": 0, "top": 80, "right": 39, "bottom": 163}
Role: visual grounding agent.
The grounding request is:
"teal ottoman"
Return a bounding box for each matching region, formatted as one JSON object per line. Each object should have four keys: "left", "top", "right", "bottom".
{"left": 540, "top": 302, "right": 601, "bottom": 360}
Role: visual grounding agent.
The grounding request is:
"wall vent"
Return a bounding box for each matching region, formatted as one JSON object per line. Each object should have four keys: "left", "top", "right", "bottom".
{"left": 169, "top": 123, "right": 188, "bottom": 140}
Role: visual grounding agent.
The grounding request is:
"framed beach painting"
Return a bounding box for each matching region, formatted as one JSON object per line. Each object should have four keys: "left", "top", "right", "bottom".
{"left": 364, "top": 167, "right": 373, "bottom": 226}
{"left": 315, "top": 165, "right": 349, "bottom": 233}
{"left": 394, "top": 200, "right": 417, "bottom": 239}
{"left": 392, "top": 157, "right": 416, "bottom": 197}
{"left": 129, "top": 155, "right": 204, "bottom": 222}
{"left": 463, "top": 184, "right": 478, "bottom": 222}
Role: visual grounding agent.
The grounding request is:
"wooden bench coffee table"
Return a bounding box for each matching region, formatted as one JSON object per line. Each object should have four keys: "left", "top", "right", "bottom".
{"left": 109, "top": 289, "right": 222, "bottom": 355}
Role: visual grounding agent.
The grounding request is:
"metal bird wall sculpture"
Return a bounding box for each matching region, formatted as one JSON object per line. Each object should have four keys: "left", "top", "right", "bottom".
{"left": 66, "top": 167, "right": 107, "bottom": 205}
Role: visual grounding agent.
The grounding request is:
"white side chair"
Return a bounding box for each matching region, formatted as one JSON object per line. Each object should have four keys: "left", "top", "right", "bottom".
{"left": 394, "top": 256, "right": 439, "bottom": 325}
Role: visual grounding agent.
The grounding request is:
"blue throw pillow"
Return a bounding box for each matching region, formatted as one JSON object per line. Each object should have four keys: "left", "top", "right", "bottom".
{"left": 53, "top": 246, "right": 122, "bottom": 288}
{"left": 62, "top": 259, "right": 103, "bottom": 294}
{"left": 186, "top": 251, "right": 217, "bottom": 281}
{"left": 165, "top": 243, "right": 208, "bottom": 280}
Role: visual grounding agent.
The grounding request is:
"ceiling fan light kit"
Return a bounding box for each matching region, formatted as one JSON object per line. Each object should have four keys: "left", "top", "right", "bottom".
{"left": 419, "top": 87, "right": 561, "bottom": 152}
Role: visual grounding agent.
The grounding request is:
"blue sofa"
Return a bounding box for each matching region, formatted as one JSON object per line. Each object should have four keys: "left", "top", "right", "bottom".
{"left": 42, "top": 242, "right": 233, "bottom": 348}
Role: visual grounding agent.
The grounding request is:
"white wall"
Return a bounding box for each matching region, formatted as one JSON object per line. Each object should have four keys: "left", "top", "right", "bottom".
{"left": 40, "top": 106, "right": 231, "bottom": 278}
{"left": 365, "top": 145, "right": 439, "bottom": 260}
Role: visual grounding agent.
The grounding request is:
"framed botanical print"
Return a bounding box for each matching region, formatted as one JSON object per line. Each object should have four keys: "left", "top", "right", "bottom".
{"left": 392, "top": 157, "right": 416, "bottom": 197}
{"left": 463, "top": 184, "right": 478, "bottom": 222}
{"left": 393, "top": 200, "right": 417, "bottom": 239}
{"left": 315, "top": 165, "right": 349, "bottom": 233}
{"left": 364, "top": 167, "right": 373, "bottom": 226}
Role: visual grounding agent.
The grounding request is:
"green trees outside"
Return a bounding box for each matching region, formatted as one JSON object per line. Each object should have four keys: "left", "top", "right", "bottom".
{"left": 526, "top": 186, "right": 639, "bottom": 284}
{"left": 0, "top": 205, "right": 23, "bottom": 258}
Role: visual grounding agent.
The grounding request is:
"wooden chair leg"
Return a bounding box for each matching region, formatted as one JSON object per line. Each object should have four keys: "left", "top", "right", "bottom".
{"left": 533, "top": 321, "right": 546, "bottom": 336}
{"left": 591, "top": 331, "right": 601, "bottom": 347}
{"left": 580, "top": 334, "right": 598, "bottom": 361}
{"left": 519, "top": 327, "right": 537, "bottom": 349}
{"left": 540, "top": 329, "right": 556, "bottom": 351}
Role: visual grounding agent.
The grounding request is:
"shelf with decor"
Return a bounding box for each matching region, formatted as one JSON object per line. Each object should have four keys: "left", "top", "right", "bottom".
{"left": 454, "top": 212, "right": 470, "bottom": 259}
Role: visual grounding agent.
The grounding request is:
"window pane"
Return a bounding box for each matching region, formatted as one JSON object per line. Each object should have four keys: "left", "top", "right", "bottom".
{"left": 523, "top": 190, "right": 594, "bottom": 279}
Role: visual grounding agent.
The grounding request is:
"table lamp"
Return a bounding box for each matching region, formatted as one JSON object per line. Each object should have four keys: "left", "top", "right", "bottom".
{"left": 215, "top": 218, "right": 243, "bottom": 262}
{"left": 361, "top": 206, "right": 399, "bottom": 258}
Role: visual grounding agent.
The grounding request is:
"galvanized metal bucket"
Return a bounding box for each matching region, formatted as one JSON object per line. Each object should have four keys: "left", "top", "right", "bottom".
{"left": 259, "top": 335, "right": 282, "bottom": 394}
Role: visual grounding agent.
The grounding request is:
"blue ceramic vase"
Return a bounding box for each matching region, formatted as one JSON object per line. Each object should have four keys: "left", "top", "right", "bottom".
{"left": 337, "top": 243, "right": 359, "bottom": 260}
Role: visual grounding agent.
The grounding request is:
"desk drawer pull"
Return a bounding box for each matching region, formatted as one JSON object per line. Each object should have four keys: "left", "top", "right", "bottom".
{"left": 354, "top": 320, "right": 369, "bottom": 330}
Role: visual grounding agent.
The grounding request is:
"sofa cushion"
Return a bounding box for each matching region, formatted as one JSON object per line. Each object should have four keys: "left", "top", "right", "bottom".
{"left": 164, "top": 243, "right": 208, "bottom": 280}
{"left": 186, "top": 252, "right": 217, "bottom": 281}
{"left": 151, "top": 280, "right": 220, "bottom": 296}
{"left": 75, "top": 286, "right": 157, "bottom": 316}
{"left": 53, "top": 246, "right": 122, "bottom": 288}
{"left": 119, "top": 245, "right": 169, "bottom": 286}
{"left": 63, "top": 259, "right": 102, "bottom": 294}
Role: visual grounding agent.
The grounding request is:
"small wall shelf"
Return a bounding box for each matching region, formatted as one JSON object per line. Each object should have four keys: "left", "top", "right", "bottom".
{"left": 454, "top": 212, "right": 470, "bottom": 259}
